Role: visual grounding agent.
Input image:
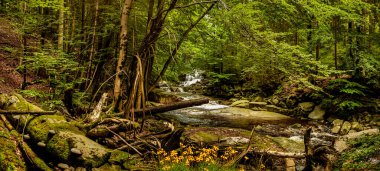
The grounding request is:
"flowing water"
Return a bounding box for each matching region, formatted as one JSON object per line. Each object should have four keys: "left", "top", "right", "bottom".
{"left": 157, "top": 70, "right": 335, "bottom": 148}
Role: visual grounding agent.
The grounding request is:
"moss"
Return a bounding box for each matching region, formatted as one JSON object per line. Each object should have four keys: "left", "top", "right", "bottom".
{"left": 26, "top": 115, "right": 80, "bottom": 142}
{"left": 191, "top": 132, "right": 219, "bottom": 143}
{"left": 269, "top": 136, "right": 304, "bottom": 153}
{"left": 46, "top": 134, "right": 71, "bottom": 161}
{"left": 108, "top": 150, "right": 130, "bottom": 165}
{"left": 0, "top": 123, "right": 26, "bottom": 170}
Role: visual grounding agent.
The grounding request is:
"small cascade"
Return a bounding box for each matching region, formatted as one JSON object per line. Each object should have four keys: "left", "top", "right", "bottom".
{"left": 181, "top": 70, "right": 204, "bottom": 87}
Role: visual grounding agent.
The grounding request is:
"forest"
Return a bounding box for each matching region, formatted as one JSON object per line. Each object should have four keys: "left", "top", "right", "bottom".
{"left": 0, "top": 0, "right": 379, "bottom": 170}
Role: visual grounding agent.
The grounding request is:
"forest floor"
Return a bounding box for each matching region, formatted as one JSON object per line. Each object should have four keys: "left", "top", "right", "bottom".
{"left": 0, "top": 17, "right": 49, "bottom": 94}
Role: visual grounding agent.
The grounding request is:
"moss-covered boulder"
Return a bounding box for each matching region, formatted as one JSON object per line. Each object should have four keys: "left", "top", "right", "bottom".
{"left": 0, "top": 93, "right": 132, "bottom": 168}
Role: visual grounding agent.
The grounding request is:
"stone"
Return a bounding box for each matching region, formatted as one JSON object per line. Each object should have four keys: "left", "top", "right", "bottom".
{"left": 58, "top": 163, "right": 70, "bottom": 169}
{"left": 340, "top": 121, "right": 352, "bottom": 135}
{"left": 253, "top": 96, "right": 265, "bottom": 102}
{"left": 334, "top": 129, "right": 379, "bottom": 152}
{"left": 332, "top": 119, "right": 344, "bottom": 126}
{"left": 351, "top": 122, "right": 363, "bottom": 131}
{"left": 71, "top": 148, "right": 82, "bottom": 155}
{"left": 331, "top": 126, "right": 341, "bottom": 134}
{"left": 37, "top": 142, "right": 46, "bottom": 147}
{"left": 289, "top": 123, "right": 302, "bottom": 129}
{"left": 298, "top": 102, "right": 315, "bottom": 112}
{"left": 249, "top": 102, "right": 267, "bottom": 108}
{"left": 220, "top": 137, "right": 250, "bottom": 145}
{"left": 230, "top": 100, "right": 250, "bottom": 108}
{"left": 308, "top": 105, "right": 325, "bottom": 120}
{"left": 75, "top": 167, "right": 86, "bottom": 171}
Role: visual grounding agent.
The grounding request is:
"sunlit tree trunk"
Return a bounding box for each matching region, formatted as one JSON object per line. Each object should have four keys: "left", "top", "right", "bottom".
{"left": 113, "top": 0, "right": 134, "bottom": 110}
{"left": 58, "top": 0, "right": 65, "bottom": 51}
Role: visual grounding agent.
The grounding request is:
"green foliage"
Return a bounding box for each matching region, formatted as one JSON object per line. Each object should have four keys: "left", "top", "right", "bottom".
{"left": 336, "top": 134, "right": 380, "bottom": 170}
{"left": 323, "top": 79, "right": 367, "bottom": 118}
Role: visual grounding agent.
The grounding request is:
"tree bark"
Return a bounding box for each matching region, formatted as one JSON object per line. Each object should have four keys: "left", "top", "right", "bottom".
{"left": 133, "top": 98, "right": 209, "bottom": 115}
{"left": 58, "top": 0, "right": 65, "bottom": 51}
{"left": 113, "top": 0, "right": 134, "bottom": 110}
{"left": 86, "top": 0, "right": 100, "bottom": 89}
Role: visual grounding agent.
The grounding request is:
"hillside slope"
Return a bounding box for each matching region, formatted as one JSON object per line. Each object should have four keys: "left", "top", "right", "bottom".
{"left": 0, "top": 17, "right": 48, "bottom": 94}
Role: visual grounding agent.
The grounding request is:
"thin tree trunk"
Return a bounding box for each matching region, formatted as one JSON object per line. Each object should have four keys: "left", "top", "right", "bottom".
{"left": 58, "top": 0, "right": 65, "bottom": 51}
{"left": 150, "top": 2, "right": 217, "bottom": 92}
{"left": 86, "top": 0, "right": 100, "bottom": 89}
{"left": 113, "top": 0, "right": 134, "bottom": 110}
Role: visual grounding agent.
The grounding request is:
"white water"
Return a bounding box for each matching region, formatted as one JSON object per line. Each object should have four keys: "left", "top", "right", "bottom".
{"left": 192, "top": 101, "right": 228, "bottom": 110}
{"left": 181, "top": 70, "right": 203, "bottom": 87}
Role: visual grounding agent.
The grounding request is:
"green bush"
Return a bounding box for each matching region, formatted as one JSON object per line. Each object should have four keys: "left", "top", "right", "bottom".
{"left": 335, "top": 134, "right": 380, "bottom": 170}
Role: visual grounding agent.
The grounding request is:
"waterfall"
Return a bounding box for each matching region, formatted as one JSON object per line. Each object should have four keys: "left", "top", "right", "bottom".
{"left": 181, "top": 70, "right": 203, "bottom": 87}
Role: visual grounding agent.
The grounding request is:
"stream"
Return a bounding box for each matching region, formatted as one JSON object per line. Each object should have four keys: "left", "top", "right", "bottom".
{"left": 156, "top": 72, "right": 335, "bottom": 150}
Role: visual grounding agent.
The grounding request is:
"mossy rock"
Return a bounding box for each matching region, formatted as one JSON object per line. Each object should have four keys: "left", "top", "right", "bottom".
{"left": 1, "top": 94, "right": 123, "bottom": 168}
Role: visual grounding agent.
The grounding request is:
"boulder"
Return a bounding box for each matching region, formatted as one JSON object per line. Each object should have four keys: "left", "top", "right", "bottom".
{"left": 331, "top": 119, "right": 344, "bottom": 134}
{"left": 230, "top": 100, "right": 250, "bottom": 108}
{"left": 334, "top": 129, "right": 379, "bottom": 152}
{"left": 308, "top": 105, "right": 325, "bottom": 120}
{"left": 0, "top": 93, "right": 132, "bottom": 168}
{"left": 249, "top": 102, "right": 267, "bottom": 108}
{"left": 340, "top": 121, "right": 352, "bottom": 135}
{"left": 298, "top": 102, "right": 315, "bottom": 112}
{"left": 350, "top": 122, "right": 363, "bottom": 131}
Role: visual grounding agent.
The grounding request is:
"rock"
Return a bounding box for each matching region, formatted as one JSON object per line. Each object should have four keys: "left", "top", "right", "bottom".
{"left": 58, "top": 163, "right": 70, "bottom": 169}
{"left": 331, "top": 126, "right": 341, "bottom": 134}
{"left": 334, "top": 129, "right": 379, "bottom": 152}
{"left": 289, "top": 123, "right": 302, "bottom": 129}
{"left": 249, "top": 102, "right": 267, "bottom": 108}
{"left": 351, "top": 122, "right": 363, "bottom": 131}
{"left": 230, "top": 100, "right": 250, "bottom": 108}
{"left": 253, "top": 96, "right": 265, "bottom": 102}
{"left": 298, "top": 102, "right": 315, "bottom": 112}
{"left": 37, "top": 142, "right": 46, "bottom": 147}
{"left": 265, "top": 105, "right": 292, "bottom": 114}
{"left": 331, "top": 119, "right": 344, "bottom": 134}
{"left": 308, "top": 105, "right": 325, "bottom": 120}
{"left": 285, "top": 158, "right": 296, "bottom": 171}
{"left": 220, "top": 137, "right": 250, "bottom": 145}
{"left": 75, "top": 167, "right": 86, "bottom": 171}
{"left": 71, "top": 148, "right": 82, "bottom": 155}
{"left": 340, "top": 121, "right": 352, "bottom": 135}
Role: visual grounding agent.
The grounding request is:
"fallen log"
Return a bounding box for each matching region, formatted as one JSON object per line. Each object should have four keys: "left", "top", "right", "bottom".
{"left": 134, "top": 98, "right": 209, "bottom": 115}
{"left": 0, "top": 110, "right": 57, "bottom": 115}
{"left": 251, "top": 150, "right": 305, "bottom": 158}
{"left": 0, "top": 115, "right": 26, "bottom": 170}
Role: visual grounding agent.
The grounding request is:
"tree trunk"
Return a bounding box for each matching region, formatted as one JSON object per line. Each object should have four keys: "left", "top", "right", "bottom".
{"left": 113, "top": 0, "right": 134, "bottom": 110}
{"left": 58, "top": 0, "right": 65, "bottom": 51}
{"left": 150, "top": 2, "right": 217, "bottom": 92}
{"left": 86, "top": 0, "right": 100, "bottom": 89}
{"left": 133, "top": 98, "right": 209, "bottom": 115}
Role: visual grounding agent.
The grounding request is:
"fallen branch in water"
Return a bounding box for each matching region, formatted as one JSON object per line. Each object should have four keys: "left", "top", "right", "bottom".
{"left": 251, "top": 150, "right": 305, "bottom": 158}
{"left": 134, "top": 98, "right": 209, "bottom": 115}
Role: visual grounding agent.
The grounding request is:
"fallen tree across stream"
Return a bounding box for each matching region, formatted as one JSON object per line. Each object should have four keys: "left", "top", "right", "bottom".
{"left": 133, "top": 98, "right": 209, "bottom": 115}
